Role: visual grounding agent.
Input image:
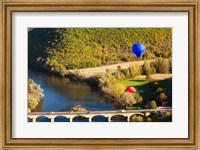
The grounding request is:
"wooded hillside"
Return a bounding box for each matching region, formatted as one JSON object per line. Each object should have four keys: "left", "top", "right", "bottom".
{"left": 28, "top": 28, "right": 172, "bottom": 75}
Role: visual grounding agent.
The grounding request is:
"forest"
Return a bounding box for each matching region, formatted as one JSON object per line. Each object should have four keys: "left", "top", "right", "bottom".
{"left": 28, "top": 28, "right": 172, "bottom": 75}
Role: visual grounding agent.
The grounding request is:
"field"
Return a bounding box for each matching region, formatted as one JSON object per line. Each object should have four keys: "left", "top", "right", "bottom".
{"left": 118, "top": 76, "right": 172, "bottom": 106}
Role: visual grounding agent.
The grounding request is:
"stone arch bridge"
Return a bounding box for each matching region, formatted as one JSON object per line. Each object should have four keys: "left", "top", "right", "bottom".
{"left": 28, "top": 107, "right": 172, "bottom": 122}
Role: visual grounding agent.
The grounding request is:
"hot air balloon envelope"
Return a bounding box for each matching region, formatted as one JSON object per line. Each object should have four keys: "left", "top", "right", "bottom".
{"left": 132, "top": 43, "right": 146, "bottom": 58}
{"left": 125, "top": 86, "right": 137, "bottom": 93}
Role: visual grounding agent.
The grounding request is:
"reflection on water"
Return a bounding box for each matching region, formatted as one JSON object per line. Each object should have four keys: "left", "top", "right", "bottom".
{"left": 28, "top": 70, "right": 115, "bottom": 112}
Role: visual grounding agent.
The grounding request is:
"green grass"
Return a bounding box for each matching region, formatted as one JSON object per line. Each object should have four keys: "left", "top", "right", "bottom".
{"left": 118, "top": 78, "right": 156, "bottom": 105}
{"left": 118, "top": 78, "right": 149, "bottom": 87}
{"left": 118, "top": 78, "right": 172, "bottom": 106}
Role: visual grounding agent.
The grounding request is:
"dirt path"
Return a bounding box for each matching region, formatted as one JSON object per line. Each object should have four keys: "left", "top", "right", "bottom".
{"left": 136, "top": 74, "right": 172, "bottom": 80}
{"left": 74, "top": 59, "right": 155, "bottom": 77}
{"left": 71, "top": 59, "right": 172, "bottom": 80}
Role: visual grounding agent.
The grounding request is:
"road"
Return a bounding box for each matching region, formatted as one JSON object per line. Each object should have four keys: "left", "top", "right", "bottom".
{"left": 136, "top": 74, "right": 172, "bottom": 80}
{"left": 71, "top": 59, "right": 155, "bottom": 77}
{"left": 70, "top": 59, "right": 172, "bottom": 80}
{"left": 29, "top": 107, "right": 172, "bottom": 115}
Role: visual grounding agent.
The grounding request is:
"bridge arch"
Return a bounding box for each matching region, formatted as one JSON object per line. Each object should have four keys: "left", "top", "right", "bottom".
{"left": 72, "top": 115, "right": 89, "bottom": 122}
{"left": 28, "top": 117, "right": 32, "bottom": 122}
{"left": 36, "top": 116, "right": 51, "bottom": 122}
{"left": 91, "top": 115, "right": 108, "bottom": 122}
{"left": 129, "top": 114, "right": 144, "bottom": 122}
{"left": 110, "top": 114, "right": 127, "bottom": 122}
{"left": 54, "top": 116, "right": 69, "bottom": 122}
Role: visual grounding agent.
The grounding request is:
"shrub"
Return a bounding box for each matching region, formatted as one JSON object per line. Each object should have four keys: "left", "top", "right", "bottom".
{"left": 128, "top": 66, "right": 134, "bottom": 77}
{"left": 152, "top": 67, "right": 157, "bottom": 74}
{"left": 150, "top": 62, "right": 157, "bottom": 74}
{"left": 71, "top": 105, "right": 87, "bottom": 112}
{"left": 60, "top": 67, "right": 67, "bottom": 76}
{"left": 163, "top": 60, "right": 169, "bottom": 73}
{"left": 151, "top": 81, "right": 159, "bottom": 88}
{"left": 158, "top": 92, "right": 168, "bottom": 101}
{"left": 130, "top": 115, "right": 143, "bottom": 122}
{"left": 121, "top": 69, "right": 130, "bottom": 78}
{"left": 142, "top": 60, "right": 151, "bottom": 75}
{"left": 146, "top": 117, "right": 152, "bottom": 122}
{"left": 129, "top": 64, "right": 142, "bottom": 77}
{"left": 154, "top": 57, "right": 169, "bottom": 73}
{"left": 99, "top": 72, "right": 116, "bottom": 87}
{"left": 111, "top": 83, "right": 125, "bottom": 98}
{"left": 96, "top": 73, "right": 103, "bottom": 79}
{"left": 28, "top": 79, "right": 34, "bottom": 84}
{"left": 136, "top": 95, "right": 143, "bottom": 104}
{"left": 149, "top": 100, "right": 157, "bottom": 109}
{"left": 118, "top": 92, "right": 142, "bottom": 108}
{"left": 120, "top": 92, "right": 137, "bottom": 107}
{"left": 121, "top": 57, "right": 128, "bottom": 62}
{"left": 156, "top": 87, "right": 164, "bottom": 93}
{"left": 146, "top": 71, "right": 152, "bottom": 80}
{"left": 106, "top": 68, "right": 110, "bottom": 73}
{"left": 159, "top": 111, "right": 172, "bottom": 122}
{"left": 113, "top": 71, "right": 125, "bottom": 80}
{"left": 28, "top": 79, "right": 44, "bottom": 111}
{"left": 117, "top": 65, "right": 122, "bottom": 72}
{"left": 28, "top": 96, "right": 39, "bottom": 110}
{"left": 132, "top": 92, "right": 143, "bottom": 104}
{"left": 101, "top": 86, "right": 113, "bottom": 96}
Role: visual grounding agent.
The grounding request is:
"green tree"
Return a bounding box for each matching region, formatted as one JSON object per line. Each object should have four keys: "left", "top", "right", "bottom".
{"left": 154, "top": 57, "right": 169, "bottom": 73}
{"left": 149, "top": 100, "right": 157, "bottom": 109}
{"left": 120, "top": 92, "right": 137, "bottom": 107}
{"left": 146, "top": 117, "right": 152, "bottom": 122}
{"left": 143, "top": 60, "right": 151, "bottom": 75}
{"left": 130, "top": 115, "right": 143, "bottom": 122}
{"left": 121, "top": 69, "right": 130, "bottom": 78}
{"left": 158, "top": 92, "right": 168, "bottom": 101}
{"left": 111, "top": 83, "right": 125, "bottom": 98}
{"left": 28, "top": 79, "right": 44, "bottom": 111}
{"left": 146, "top": 71, "right": 152, "bottom": 80}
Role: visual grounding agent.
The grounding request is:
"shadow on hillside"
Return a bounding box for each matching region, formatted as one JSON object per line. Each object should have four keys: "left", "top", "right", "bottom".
{"left": 129, "top": 79, "right": 147, "bottom": 82}
{"left": 128, "top": 78, "right": 172, "bottom": 105}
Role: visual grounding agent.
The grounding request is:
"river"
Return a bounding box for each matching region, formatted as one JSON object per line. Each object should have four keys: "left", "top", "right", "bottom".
{"left": 28, "top": 70, "right": 117, "bottom": 122}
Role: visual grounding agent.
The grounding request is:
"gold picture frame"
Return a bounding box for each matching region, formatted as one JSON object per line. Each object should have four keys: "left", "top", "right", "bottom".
{"left": 0, "top": 0, "right": 199, "bottom": 149}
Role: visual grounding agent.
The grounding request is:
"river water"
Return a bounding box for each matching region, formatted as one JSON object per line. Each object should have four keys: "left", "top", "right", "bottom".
{"left": 28, "top": 70, "right": 115, "bottom": 113}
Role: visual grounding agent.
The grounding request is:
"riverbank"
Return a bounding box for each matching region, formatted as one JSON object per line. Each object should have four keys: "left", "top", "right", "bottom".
{"left": 65, "top": 58, "right": 172, "bottom": 109}
{"left": 28, "top": 69, "right": 172, "bottom": 122}
{"left": 28, "top": 57, "right": 172, "bottom": 121}
{"left": 28, "top": 79, "right": 44, "bottom": 112}
{"left": 28, "top": 70, "right": 115, "bottom": 112}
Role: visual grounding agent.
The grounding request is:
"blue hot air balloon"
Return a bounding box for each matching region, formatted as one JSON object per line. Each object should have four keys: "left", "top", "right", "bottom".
{"left": 132, "top": 43, "right": 146, "bottom": 58}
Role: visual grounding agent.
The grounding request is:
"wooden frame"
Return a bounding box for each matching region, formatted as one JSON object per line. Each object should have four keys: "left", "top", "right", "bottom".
{"left": 0, "top": 0, "right": 199, "bottom": 149}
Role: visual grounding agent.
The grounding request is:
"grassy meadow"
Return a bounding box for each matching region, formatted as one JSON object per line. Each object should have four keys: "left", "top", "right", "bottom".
{"left": 118, "top": 77, "right": 172, "bottom": 107}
